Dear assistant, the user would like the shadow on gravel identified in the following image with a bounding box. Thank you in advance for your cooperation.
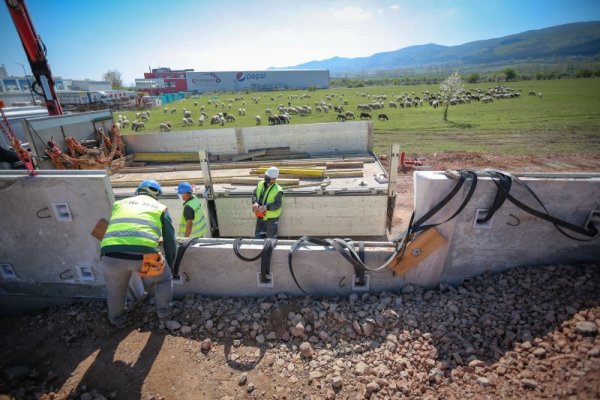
[71,327,165,399]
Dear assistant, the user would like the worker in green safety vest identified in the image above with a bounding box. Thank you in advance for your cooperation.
[176,181,207,238]
[252,166,283,238]
[100,179,179,328]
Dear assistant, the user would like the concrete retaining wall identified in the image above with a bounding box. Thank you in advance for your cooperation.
[122,121,372,156]
[413,171,600,285]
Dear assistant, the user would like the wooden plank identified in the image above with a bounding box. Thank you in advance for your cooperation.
[325,161,364,169]
[134,152,199,163]
[251,153,308,161]
[390,228,447,275]
[229,177,299,186]
[232,149,267,162]
[110,176,300,188]
[253,167,325,177]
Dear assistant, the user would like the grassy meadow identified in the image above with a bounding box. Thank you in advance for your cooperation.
[119,79,600,156]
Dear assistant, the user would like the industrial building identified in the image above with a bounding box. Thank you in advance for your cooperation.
[0,63,134,108]
[186,69,329,93]
[135,67,329,94]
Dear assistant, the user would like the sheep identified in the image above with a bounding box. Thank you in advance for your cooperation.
[198,115,205,126]
[344,111,355,120]
[170,108,177,114]
[378,113,389,121]
[121,119,130,128]
[278,113,290,124]
[359,112,372,120]
[184,110,192,119]
[159,122,172,132]
[256,115,262,125]
[225,114,235,122]
[132,121,145,131]
[211,115,224,126]
[268,115,281,125]
[163,108,168,113]
[140,114,149,122]
[336,114,347,122]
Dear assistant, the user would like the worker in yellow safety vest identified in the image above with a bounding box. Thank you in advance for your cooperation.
[100,179,179,328]
[252,166,283,238]
[176,181,207,238]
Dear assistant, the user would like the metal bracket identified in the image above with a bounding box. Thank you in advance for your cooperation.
[585,210,600,231]
[257,271,274,288]
[473,209,494,229]
[352,274,370,291]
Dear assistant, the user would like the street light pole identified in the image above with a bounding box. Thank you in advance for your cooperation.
[15,62,37,105]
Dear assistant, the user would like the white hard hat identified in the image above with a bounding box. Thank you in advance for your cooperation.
[266,166,279,179]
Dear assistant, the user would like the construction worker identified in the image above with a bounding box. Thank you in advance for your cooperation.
[177,181,207,238]
[252,166,283,238]
[99,179,179,328]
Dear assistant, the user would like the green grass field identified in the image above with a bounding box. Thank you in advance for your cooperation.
[119,79,600,156]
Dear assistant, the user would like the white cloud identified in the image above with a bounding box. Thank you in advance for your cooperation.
[332,7,372,22]
[390,5,400,11]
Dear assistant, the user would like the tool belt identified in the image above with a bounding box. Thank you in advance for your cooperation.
[139,252,165,277]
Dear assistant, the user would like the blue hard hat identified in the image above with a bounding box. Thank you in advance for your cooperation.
[136,179,162,196]
[177,182,193,195]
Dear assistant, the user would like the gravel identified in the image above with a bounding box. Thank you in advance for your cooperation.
[0,262,598,399]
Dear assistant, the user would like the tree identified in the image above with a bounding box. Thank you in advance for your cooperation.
[504,68,516,81]
[466,73,479,83]
[439,72,464,121]
[103,70,123,89]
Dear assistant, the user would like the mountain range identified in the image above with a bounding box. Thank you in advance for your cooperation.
[276,21,600,75]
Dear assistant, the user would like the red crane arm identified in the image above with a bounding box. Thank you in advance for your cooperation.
[5,0,63,116]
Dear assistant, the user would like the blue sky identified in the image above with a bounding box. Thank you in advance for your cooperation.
[1,0,599,86]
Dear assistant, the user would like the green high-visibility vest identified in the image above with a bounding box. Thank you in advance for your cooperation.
[178,196,207,237]
[256,181,283,220]
[101,195,166,249]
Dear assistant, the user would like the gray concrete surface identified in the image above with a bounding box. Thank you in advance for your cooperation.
[414,171,600,285]
[122,121,372,155]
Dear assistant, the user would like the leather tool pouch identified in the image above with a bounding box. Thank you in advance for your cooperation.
[139,252,165,277]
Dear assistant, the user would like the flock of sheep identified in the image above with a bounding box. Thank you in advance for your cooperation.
[123,85,525,133]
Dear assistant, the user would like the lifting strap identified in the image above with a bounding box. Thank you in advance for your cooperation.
[477,171,511,223]
[172,237,202,278]
[233,238,278,283]
[288,170,479,295]
[483,169,599,241]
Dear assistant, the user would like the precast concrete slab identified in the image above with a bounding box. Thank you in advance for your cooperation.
[0,170,113,297]
[173,239,401,297]
[414,171,600,285]
[122,121,372,156]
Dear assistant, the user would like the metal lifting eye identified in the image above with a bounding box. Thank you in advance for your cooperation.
[411,248,422,257]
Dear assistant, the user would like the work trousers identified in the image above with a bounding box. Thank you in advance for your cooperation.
[255,218,279,238]
[100,254,173,327]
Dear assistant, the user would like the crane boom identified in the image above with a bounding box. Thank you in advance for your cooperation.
[5,0,63,116]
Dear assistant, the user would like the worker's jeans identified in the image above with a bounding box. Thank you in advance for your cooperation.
[100,255,173,327]
[255,218,278,238]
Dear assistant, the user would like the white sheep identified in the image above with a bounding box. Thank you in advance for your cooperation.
[159,122,172,132]
[255,115,262,125]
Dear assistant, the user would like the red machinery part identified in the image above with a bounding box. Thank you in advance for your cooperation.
[0,105,36,175]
